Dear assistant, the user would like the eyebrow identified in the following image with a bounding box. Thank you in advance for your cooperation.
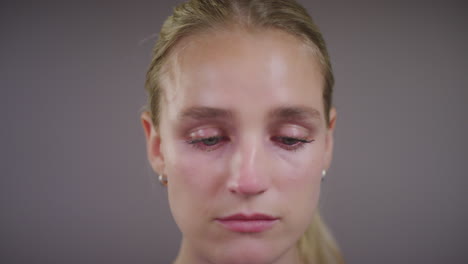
[178,106,234,121]
[178,105,321,123]
[268,106,322,123]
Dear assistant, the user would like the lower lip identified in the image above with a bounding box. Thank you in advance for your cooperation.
[216,219,278,233]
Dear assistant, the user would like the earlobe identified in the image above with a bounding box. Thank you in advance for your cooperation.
[141,111,165,175]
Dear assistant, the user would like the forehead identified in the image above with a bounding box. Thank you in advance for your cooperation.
[160,28,325,123]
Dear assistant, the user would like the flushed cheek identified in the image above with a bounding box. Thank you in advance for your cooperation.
[279,165,321,205]
[270,130,327,169]
[168,144,228,192]
[274,156,322,223]
[165,144,227,234]
[273,146,324,183]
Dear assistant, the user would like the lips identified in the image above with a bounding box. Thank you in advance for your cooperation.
[215,213,279,233]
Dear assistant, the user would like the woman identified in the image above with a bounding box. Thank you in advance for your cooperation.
[141,0,343,263]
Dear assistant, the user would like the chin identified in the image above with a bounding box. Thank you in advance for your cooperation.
[211,238,288,264]
[217,252,273,264]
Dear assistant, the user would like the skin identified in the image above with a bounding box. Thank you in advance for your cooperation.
[141,28,336,264]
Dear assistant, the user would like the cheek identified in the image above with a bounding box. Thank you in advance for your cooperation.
[273,141,324,186]
[164,140,227,233]
[165,141,227,192]
[279,160,321,206]
[273,145,324,222]
[279,169,321,239]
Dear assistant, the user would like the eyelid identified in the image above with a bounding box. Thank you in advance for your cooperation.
[188,126,224,140]
[271,136,314,152]
[275,124,312,138]
[184,126,230,152]
[186,135,229,152]
[270,124,315,152]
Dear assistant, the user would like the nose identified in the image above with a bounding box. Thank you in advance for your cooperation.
[228,137,270,196]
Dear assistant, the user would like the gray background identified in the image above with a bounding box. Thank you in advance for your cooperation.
[1,0,467,263]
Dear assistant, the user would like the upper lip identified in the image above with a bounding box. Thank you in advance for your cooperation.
[217,213,278,221]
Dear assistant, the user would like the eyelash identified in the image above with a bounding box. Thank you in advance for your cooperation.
[186,136,229,152]
[186,136,314,152]
[271,136,315,151]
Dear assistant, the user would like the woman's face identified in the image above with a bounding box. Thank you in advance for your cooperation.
[142,28,336,264]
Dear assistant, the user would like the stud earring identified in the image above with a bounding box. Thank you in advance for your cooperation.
[158,174,168,186]
[321,170,327,182]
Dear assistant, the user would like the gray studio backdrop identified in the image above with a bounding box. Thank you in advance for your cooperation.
[1,0,467,263]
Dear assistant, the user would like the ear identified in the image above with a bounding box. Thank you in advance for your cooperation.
[141,111,165,175]
[323,107,337,170]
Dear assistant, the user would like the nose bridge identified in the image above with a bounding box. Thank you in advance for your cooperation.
[229,132,270,195]
[240,136,260,176]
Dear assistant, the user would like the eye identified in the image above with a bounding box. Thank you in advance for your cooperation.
[272,136,314,151]
[200,137,221,146]
[280,137,300,145]
[187,136,229,151]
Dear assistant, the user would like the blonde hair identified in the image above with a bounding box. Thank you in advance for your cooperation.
[145,0,343,263]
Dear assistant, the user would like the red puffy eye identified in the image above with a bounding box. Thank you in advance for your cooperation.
[187,136,228,151]
[200,137,221,146]
[279,137,301,145]
[272,136,314,151]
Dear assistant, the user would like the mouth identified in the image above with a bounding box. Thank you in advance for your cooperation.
[215,213,279,233]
